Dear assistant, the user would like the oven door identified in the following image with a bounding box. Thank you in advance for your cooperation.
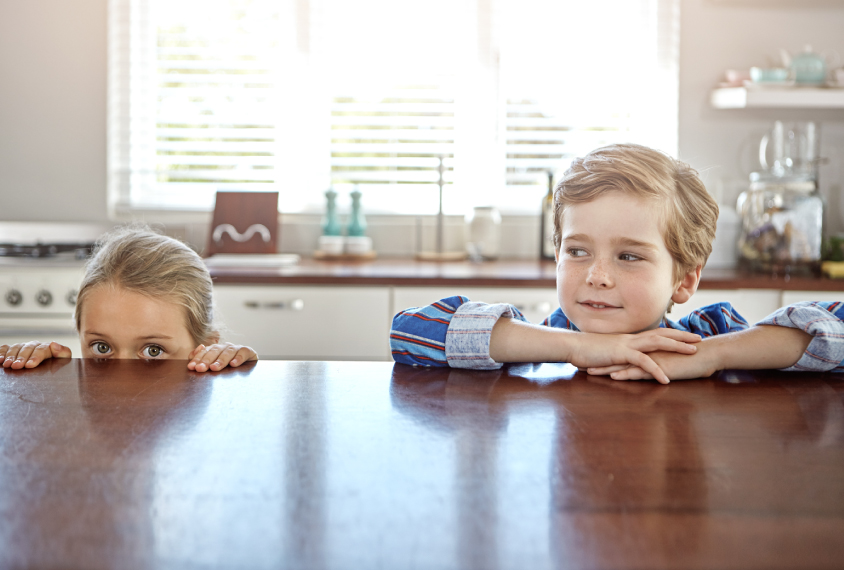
[0,316,81,357]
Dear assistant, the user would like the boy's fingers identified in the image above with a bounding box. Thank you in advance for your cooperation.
[611,367,653,381]
[654,337,697,354]
[587,364,629,375]
[652,329,701,343]
[630,351,670,384]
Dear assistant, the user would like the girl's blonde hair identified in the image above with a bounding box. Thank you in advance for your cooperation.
[553,143,719,280]
[74,225,219,345]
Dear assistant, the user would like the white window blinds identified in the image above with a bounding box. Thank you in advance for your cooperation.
[109,0,679,214]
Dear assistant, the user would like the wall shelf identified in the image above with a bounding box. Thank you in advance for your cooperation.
[710,87,844,109]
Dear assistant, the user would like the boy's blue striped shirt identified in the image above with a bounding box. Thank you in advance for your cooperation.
[391,297,844,371]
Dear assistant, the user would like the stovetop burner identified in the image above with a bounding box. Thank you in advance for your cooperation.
[0,243,94,259]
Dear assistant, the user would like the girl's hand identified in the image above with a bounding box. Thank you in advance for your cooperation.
[1,341,72,369]
[187,343,258,372]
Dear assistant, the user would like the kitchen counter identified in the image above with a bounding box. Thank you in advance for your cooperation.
[209,257,844,290]
[2,359,843,569]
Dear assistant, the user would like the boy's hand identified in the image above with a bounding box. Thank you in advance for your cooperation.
[1,342,72,369]
[586,348,717,382]
[568,328,701,385]
[187,343,258,372]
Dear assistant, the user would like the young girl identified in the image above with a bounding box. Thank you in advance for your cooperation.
[0,225,257,372]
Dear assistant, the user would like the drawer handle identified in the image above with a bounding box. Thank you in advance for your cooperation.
[244,299,305,311]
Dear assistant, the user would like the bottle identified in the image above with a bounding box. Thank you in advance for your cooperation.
[321,187,342,236]
[539,171,556,260]
[347,186,367,237]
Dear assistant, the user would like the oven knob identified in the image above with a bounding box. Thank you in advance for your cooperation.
[66,289,78,306]
[5,289,22,307]
[36,290,53,307]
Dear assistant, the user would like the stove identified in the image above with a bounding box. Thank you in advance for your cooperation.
[0,222,111,355]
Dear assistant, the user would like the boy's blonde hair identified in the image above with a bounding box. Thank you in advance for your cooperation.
[74,225,219,346]
[553,143,719,280]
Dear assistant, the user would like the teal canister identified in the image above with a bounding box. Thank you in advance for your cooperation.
[321,188,342,236]
[791,46,827,85]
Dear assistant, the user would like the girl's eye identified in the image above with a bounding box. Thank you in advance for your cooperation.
[94,342,111,355]
[567,248,588,257]
[619,253,642,262]
[143,345,164,358]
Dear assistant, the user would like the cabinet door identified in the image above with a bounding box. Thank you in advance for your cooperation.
[214,285,391,360]
[393,287,560,325]
[781,291,844,305]
[668,289,781,325]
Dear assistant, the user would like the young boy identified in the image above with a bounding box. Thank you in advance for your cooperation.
[391,143,844,383]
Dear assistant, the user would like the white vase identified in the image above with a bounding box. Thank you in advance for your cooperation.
[465,206,502,260]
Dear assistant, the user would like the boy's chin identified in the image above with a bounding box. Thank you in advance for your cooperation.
[575,319,656,335]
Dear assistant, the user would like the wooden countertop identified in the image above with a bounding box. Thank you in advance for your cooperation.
[2,359,843,569]
[209,258,844,290]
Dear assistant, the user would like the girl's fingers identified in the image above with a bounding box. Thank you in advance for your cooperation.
[49,342,72,358]
[11,342,40,369]
[229,346,258,367]
[209,344,239,370]
[187,345,209,371]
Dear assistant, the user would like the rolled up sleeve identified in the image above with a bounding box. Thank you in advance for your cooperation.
[445,302,522,369]
[758,302,844,372]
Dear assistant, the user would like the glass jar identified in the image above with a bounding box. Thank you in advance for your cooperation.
[737,173,823,276]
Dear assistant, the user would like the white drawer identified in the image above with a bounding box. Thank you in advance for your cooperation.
[214,285,391,360]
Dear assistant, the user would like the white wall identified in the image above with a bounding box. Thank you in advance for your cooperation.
[2,0,844,241]
[679,0,844,233]
[0,0,108,222]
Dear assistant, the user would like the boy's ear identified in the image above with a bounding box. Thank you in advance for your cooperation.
[671,265,702,305]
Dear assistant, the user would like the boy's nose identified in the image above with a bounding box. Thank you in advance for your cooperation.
[586,259,614,288]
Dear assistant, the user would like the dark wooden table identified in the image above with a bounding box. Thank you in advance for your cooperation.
[2,359,843,569]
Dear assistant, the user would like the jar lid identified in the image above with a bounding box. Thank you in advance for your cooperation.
[749,171,816,192]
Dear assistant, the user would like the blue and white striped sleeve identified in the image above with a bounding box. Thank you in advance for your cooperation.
[757,301,844,372]
[390,296,528,369]
[391,296,466,367]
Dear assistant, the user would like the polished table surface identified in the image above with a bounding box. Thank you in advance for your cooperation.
[1,359,843,570]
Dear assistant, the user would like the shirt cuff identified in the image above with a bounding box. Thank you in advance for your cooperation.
[445,302,517,369]
[758,302,844,372]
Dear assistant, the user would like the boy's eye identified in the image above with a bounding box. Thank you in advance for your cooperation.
[142,345,164,358]
[94,342,111,355]
[567,248,588,257]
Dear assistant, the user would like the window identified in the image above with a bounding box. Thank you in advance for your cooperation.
[109,0,679,215]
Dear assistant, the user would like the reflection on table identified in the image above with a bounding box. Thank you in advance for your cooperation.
[1,359,843,569]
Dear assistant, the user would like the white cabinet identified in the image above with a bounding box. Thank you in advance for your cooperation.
[669,289,782,325]
[214,285,392,360]
[393,286,560,325]
[781,291,843,305]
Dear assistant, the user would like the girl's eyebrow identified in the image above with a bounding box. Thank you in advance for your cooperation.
[135,335,174,341]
